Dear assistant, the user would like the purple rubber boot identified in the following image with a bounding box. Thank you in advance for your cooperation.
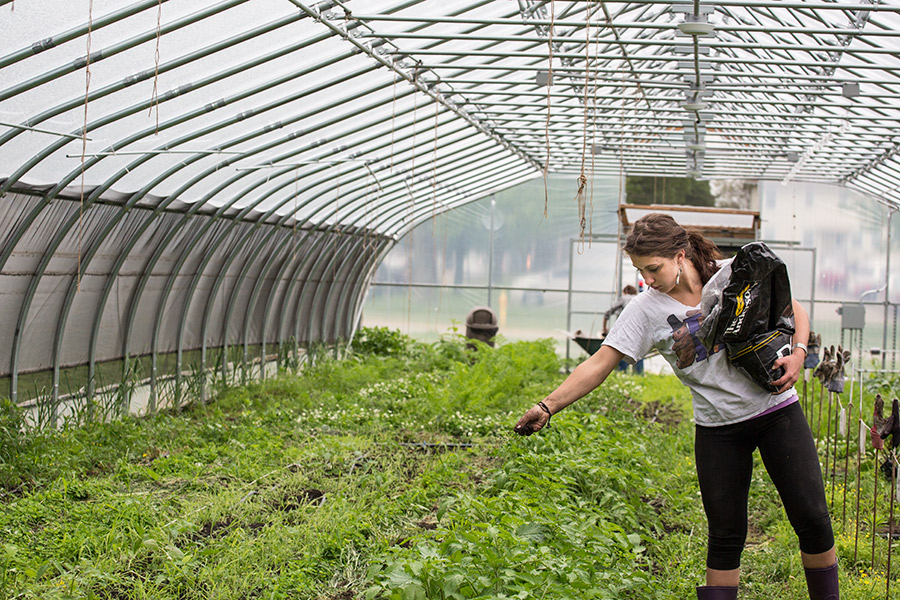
[696,586,738,599]
[804,562,839,600]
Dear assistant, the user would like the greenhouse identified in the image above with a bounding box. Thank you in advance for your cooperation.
[4,0,900,599]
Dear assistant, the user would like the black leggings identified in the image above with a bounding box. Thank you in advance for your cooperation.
[695,402,834,570]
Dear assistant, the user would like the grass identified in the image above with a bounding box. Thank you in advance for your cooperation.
[1,328,899,599]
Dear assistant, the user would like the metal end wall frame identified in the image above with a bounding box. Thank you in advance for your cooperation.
[3,0,900,410]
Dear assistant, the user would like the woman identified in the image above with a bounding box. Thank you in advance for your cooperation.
[514,214,838,600]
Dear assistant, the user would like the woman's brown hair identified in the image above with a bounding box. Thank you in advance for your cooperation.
[623,213,723,284]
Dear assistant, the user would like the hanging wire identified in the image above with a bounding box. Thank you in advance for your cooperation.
[333,170,341,281]
[590,3,600,247]
[390,71,398,173]
[292,166,299,259]
[575,1,593,254]
[543,0,555,219]
[406,69,421,336]
[78,0,95,293]
[431,98,439,228]
[410,64,420,181]
[363,164,370,253]
[438,196,448,326]
[149,0,162,134]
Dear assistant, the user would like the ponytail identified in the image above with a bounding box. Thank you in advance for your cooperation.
[686,229,723,285]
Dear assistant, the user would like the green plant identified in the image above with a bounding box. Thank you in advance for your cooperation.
[352,326,413,357]
[2,337,898,600]
[0,397,26,463]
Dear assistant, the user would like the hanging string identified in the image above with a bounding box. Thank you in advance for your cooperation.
[390,71,398,173]
[149,0,162,134]
[590,1,599,246]
[613,71,626,295]
[78,0,95,293]
[406,227,413,335]
[292,166,299,259]
[410,65,420,180]
[575,1,593,253]
[431,99,439,229]
[543,0,555,219]
[407,71,421,337]
[363,165,371,253]
[439,198,448,326]
[333,170,341,281]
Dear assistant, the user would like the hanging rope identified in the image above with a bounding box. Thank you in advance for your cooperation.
[575,1,593,253]
[406,68,422,336]
[333,170,341,281]
[432,98,439,229]
[361,165,368,253]
[292,166,299,259]
[78,0,95,293]
[390,71,398,173]
[590,1,599,246]
[543,0,555,219]
[410,64,420,180]
[149,0,162,134]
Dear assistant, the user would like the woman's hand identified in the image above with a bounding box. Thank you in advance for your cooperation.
[771,349,804,394]
[514,404,551,436]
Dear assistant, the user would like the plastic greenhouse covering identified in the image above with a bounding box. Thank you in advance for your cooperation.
[4,0,900,408]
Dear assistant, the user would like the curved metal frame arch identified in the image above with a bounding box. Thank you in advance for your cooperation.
[173,97,459,400]
[290,157,537,348]
[239,132,517,377]
[32,45,369,406]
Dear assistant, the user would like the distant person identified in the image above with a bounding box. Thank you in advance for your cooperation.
[603,285,644,374]
[515,213,837,600]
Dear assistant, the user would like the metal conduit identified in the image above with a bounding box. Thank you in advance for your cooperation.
[0,0,176,69]
[0,0,252,103]
[0,10,312,192]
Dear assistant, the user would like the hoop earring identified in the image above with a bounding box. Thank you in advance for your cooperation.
[676,266,682,286]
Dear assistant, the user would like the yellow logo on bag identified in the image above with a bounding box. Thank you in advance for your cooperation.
[735,283,751,316]
[724,282,755,337]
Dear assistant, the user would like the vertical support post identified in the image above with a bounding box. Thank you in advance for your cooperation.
[884,209,894,371]
[565,237,575,368]
[487,196,495,308]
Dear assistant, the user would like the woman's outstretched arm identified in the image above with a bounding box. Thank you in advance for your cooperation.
[514,345,624,435]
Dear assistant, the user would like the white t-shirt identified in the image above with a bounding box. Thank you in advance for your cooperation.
[602,261,796,427]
